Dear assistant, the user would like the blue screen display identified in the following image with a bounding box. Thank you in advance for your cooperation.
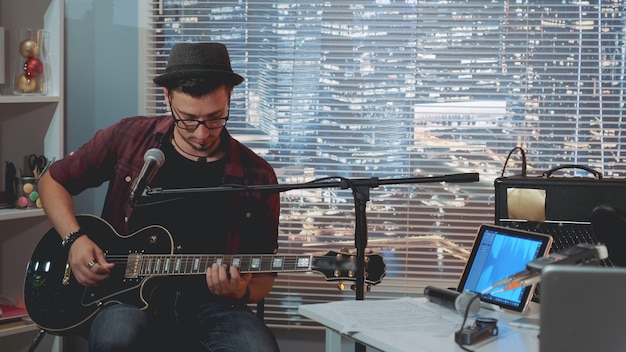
[462,228,544,309]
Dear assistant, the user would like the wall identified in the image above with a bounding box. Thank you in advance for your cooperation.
[64,0,325,350]
[65,0,138,214]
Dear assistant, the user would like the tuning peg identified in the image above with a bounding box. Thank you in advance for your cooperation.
[337,282,345,291]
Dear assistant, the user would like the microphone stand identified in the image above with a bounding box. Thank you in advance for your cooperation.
[143,172,479,351]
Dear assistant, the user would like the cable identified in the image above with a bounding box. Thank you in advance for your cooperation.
[27,329,46,352]
[499,146,527,177]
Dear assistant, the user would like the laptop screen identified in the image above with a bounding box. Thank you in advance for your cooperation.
[456,224,552,312]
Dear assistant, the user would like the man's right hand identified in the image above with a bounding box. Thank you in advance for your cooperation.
[67,235,114,286]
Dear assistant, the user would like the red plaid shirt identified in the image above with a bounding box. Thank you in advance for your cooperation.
[48,116,279,254]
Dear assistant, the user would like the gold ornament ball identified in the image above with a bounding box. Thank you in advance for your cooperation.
[16,74,38,93]
[19,39,39,58]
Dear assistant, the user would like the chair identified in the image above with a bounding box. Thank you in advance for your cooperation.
[591,204,626,267]
[255,298,265,321]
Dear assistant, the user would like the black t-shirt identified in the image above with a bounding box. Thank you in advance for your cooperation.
[129,139,230,254]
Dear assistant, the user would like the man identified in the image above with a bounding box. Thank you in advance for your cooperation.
[38,42,280,351]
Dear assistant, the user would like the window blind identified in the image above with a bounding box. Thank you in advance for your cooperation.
[143,0,626,329]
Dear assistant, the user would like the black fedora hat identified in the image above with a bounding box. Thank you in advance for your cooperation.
[153,42,244,87]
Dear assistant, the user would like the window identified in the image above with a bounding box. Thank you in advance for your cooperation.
[144,0,626,328]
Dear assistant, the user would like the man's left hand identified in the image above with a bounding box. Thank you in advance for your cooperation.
[206,263,252,300]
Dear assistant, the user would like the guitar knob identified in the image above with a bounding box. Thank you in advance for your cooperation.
[350,284,356,291]
[337,282,345,291]
[366,284,372,292]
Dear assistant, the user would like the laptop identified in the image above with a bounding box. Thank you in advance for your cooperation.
[540,265,626,352]
[456,224,552,313]
[493,176,626,266]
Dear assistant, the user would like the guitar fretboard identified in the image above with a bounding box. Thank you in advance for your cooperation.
[125,254,314,278]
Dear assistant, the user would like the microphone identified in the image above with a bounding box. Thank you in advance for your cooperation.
[129,148,165,206]
[443,173,480,183]
[424,286,481,316]
[455,291,481,317]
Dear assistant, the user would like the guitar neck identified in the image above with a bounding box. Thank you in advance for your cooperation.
[126,253,314,278]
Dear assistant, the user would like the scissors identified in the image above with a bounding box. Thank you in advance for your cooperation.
[28,154,48,178]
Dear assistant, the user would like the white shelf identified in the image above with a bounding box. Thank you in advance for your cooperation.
[0,208,45,221]
[0,95,61,104]
[0,0,64,349]
[0,319,39,338]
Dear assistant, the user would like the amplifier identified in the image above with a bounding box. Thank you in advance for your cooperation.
[494,165,626,224]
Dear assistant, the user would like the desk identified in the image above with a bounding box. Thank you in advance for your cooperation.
[298,297,539,352]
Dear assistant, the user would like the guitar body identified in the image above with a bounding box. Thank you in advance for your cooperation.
[24,214,173,335]
[24,215,387,336]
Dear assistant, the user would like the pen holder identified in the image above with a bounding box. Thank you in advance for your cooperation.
[16,177,41,209]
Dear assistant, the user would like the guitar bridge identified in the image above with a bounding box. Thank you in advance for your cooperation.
[125,253,142,278]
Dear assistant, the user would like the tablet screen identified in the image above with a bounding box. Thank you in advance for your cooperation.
[456,224,552,312]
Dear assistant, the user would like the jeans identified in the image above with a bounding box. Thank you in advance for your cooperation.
[88,292,279,352]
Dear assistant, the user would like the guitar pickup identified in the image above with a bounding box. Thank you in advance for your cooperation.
[125,253,142,278]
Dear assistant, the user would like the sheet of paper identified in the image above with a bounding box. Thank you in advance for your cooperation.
[316,297,462,335]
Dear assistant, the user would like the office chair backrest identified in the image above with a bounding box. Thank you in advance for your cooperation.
[591,204,626,267]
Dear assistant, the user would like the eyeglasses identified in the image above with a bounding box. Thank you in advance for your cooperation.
[173,115,229,131]
[170,101,229,131]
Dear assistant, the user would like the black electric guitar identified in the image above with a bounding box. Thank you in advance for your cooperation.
[24,214,386,335]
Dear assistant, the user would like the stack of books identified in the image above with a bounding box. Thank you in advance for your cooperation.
[0,304,28,324]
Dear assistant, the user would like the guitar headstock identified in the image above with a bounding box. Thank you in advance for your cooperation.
[311,250,386,285]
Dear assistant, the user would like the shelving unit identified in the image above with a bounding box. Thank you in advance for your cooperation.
[0,0,64,351]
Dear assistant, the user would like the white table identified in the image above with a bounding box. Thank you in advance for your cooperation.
[298,297,540,352]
